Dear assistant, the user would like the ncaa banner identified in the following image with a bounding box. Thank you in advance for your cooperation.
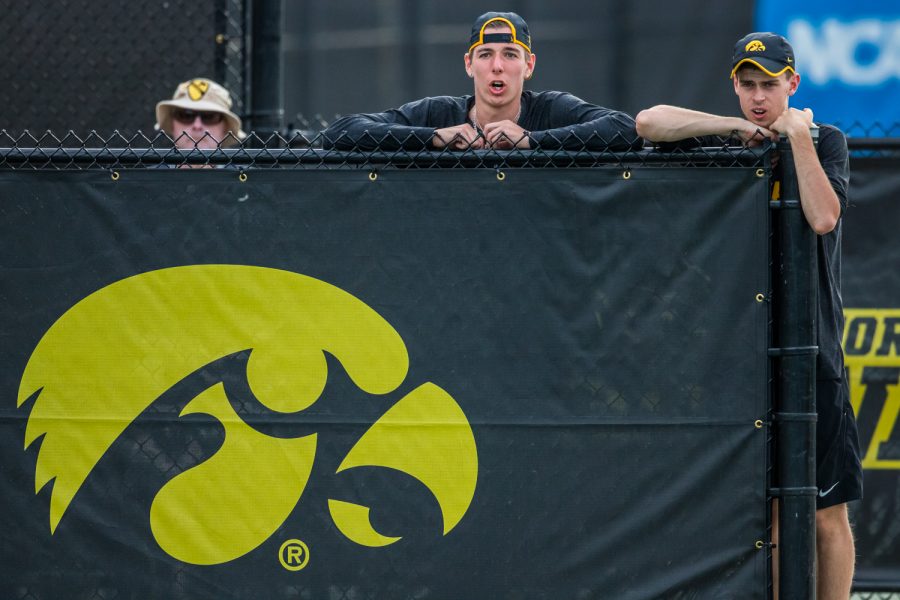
[0,168,769,598]
[844,157,900,587]
[756,0,900,130]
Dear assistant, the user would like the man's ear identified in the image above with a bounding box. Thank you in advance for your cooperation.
[788,72,801,96]
[525,53,536,80]
[464,52,473,78]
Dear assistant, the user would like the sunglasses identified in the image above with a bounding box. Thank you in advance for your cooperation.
[172,109,224,126]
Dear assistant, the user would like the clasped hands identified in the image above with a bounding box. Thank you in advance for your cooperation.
[432,120,530,150]
[737,107,815,147]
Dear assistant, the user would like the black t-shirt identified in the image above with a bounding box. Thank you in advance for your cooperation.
[650,125,850,379]
[322,90,641,151]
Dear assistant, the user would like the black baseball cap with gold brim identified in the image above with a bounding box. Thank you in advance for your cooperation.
[468,11,531,54]
[730,32,795,78]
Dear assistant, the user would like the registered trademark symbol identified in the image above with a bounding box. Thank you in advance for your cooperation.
[278,539,310,571]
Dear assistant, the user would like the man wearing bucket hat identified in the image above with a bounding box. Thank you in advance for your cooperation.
[156,78,246,150]
[323,11,639,151]
[636,33,861,600]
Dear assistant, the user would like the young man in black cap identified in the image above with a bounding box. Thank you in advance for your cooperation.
[323,11,639,151]
[636,33,862,600]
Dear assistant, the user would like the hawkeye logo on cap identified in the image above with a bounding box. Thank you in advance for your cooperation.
[745,40,766,52]
[18,265,478,565]
[187,79,210,101]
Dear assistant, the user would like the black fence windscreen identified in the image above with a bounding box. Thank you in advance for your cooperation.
[0,166,771,599]
[844,157,900,591]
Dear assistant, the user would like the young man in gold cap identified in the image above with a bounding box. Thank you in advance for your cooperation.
[156,78,246,150]
[323,12,639,151]
[636,33,862,600]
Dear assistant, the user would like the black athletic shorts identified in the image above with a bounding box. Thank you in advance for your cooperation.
[815,377,863,510]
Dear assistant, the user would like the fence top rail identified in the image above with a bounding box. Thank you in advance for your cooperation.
[3,128,895,170]
[0,146,770,170]
[847,138,900,150]
[0,130,772,170]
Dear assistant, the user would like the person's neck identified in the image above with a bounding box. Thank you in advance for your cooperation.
[471,98,521,129]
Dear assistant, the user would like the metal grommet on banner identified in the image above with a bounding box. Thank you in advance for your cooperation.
[216,33,226,45]
[756,293,766,303]
[755,540,765,550]
[369,171,378,182]
[754,420,764,429]
[110,170,120,181]
[756,168,766,178]
[622,170,631,180]
[496,170,506,182]
[239,172,248,182]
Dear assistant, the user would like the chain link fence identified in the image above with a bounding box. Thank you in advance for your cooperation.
[0,122,895,172]
[0,129,775,172]
[0,0,247,137]
[843,122,900,160]
[843,123,900,138]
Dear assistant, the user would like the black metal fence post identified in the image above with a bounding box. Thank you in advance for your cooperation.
[247,0,284,135]
[771,132,819,599]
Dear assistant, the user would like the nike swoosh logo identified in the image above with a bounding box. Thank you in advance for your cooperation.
[818,482,839,497]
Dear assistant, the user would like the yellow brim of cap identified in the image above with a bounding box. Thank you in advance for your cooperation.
[730,58,795,78]
[468,17,531,53]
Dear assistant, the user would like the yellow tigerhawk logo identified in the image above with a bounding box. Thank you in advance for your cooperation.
[187,79,210,101]
[843,309,900,470]
[745,40,766,52]
[18,265,478,565]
